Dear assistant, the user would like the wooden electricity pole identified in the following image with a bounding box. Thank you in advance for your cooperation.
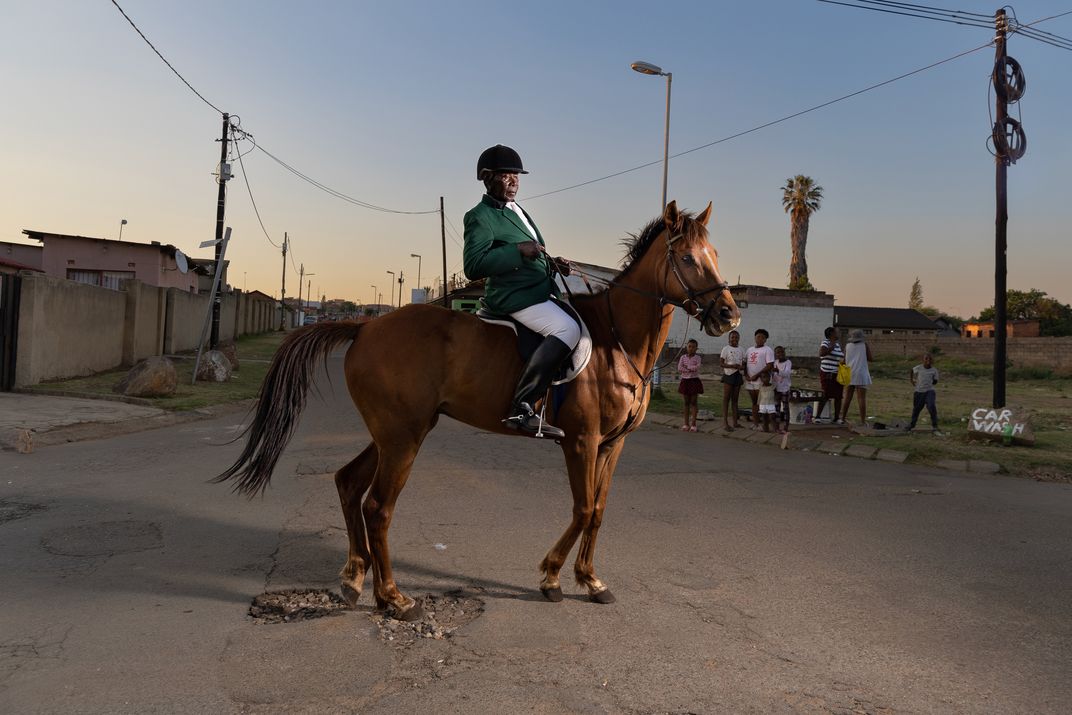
[440,196,449,308]
[993,8,1009,408]
[279,232,288,330]
[210,113,230,348]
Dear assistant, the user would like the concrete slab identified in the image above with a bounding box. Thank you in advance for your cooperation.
[699,422,724,434]
[0,392,164,432]
[748,432,778,445]
[968,460,1002,474]
[845,444,878,459]
[818,441,847,455]
[936,459,969,472]
[876,449,910,464]
[726,428,753,440]
[790,438,822,452]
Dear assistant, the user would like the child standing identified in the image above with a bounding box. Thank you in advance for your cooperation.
[719,330,744,431]
[757,374,777,433]
[908,352,941,433]
[772,346,792,434]
[677,339,703,432]
[745,329,775,430]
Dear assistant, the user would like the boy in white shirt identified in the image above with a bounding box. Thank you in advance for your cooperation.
[745,329,775,431]
[772,345,792,434]
[719,330,744,431]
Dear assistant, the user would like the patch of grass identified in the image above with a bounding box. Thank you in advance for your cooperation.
[650,368,1072,480]
[27,331,285,412]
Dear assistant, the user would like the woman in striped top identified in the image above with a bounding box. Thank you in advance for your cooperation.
[816,327,844,424]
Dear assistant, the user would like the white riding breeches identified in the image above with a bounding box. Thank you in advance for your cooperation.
[510,300,581,349]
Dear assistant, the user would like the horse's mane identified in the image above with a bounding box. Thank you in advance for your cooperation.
[571,210,704,302]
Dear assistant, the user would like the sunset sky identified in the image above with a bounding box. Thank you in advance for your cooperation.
[2,1,1069,318]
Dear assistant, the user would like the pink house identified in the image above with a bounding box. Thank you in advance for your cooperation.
[0,241,44,275]
[21,230,209,292]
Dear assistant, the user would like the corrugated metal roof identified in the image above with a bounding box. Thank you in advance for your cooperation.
[834,306,939,330]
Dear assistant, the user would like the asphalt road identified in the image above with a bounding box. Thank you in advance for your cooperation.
[1,354,1070,714]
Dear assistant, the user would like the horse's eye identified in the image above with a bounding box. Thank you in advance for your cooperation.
[681,254,695,265]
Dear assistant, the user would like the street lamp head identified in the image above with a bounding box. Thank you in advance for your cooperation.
[631,60,664,76]
[120,219,128,225]
[410,253,421,259]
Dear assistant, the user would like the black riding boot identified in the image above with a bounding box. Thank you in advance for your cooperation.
[504,335,573,439]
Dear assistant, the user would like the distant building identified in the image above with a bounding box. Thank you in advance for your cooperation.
[834,306,939,338]
[19,230,209,292]
[962,319,1040,338]
[0,241,44,275]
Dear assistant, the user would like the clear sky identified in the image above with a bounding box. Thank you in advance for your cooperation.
[2,1,1069,318]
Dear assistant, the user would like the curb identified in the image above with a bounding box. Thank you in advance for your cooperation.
[1,399,256,453]
[643,412,1003,475]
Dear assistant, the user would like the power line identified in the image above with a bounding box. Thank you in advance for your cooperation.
[526,38,994,201]
[815,0,993,29]
[253,142,439,215]
[108,0,223,115]
[232,130,281,248]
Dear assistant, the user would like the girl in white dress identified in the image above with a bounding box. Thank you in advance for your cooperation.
[840,329,874,427]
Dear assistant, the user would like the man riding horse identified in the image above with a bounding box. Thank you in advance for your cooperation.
[463,144,576,440]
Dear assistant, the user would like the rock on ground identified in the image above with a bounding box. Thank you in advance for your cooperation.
[196,351,233,383]
[114,356,178,397]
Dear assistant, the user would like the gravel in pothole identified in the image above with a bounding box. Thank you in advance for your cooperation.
[249,589,349,623]
[373,590,485,644]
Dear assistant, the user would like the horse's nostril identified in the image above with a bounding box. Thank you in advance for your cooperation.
[719,307,734,321]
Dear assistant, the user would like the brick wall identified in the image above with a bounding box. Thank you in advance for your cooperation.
[865,333,1072,373]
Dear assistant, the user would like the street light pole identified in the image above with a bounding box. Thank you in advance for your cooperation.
[410,253,422,303]
[118,219,127,241]
[371,285,377,308]
[386,271,396,308]
[631,60,672,211]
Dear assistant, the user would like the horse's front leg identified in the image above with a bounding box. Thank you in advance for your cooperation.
[538,436,599,602]
[334,444,378,608]
[573,440,624,604]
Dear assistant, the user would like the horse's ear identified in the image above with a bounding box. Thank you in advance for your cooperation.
[696,201,713,227]
[663,200,680,228]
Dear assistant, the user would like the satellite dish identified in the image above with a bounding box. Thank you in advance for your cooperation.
[175,250,189,274]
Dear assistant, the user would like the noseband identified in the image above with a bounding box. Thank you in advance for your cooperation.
[661,230,729,323]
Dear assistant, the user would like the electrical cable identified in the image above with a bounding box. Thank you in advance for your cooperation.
[815,0,994,29]
[861,1,991,19]
[109,0,224,115]
[232,133,281,248]
[526,38,994,201]
[253,143,439,215]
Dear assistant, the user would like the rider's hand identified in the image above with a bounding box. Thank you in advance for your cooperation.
[518,241,543,260]
[552,256,572,276]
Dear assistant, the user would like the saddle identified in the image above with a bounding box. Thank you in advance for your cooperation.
[476,297,593,385]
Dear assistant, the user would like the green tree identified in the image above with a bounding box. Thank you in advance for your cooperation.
[979,289,1072,336]
[909,277,923,310]
[781,175,823,289]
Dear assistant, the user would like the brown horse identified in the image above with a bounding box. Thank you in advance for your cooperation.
[216,201,740,620]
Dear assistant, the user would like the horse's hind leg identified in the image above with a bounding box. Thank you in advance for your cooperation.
[573,440,625,604]
[335,444,378,608]
[363,441,423,621]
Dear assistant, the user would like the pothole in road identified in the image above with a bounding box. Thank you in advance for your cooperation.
[248,589,349,623]
[373,590,485,644]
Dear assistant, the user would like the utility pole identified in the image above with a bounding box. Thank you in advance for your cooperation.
[398,270,404,309]
[298,263,305,315]
[210,113,231,348]
[440,196,449,308]
[279,232,288,330]
[993,9,1008,408]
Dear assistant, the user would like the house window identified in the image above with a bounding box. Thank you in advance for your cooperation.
[66,269,135,291]
[989,330,995,338]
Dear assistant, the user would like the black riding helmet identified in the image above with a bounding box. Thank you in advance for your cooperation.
[477,145,528,180]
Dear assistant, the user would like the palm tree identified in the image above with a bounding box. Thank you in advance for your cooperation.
[781,175,823,289]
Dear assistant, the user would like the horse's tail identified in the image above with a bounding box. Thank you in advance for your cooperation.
[213,321,364,496]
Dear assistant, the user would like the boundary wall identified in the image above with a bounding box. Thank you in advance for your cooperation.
[14,273,279,386]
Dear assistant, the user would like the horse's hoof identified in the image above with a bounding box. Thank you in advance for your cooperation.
[392,602,424,622]
[540,586,564,602]
[340,583,361,609]
[589,588,616,604]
